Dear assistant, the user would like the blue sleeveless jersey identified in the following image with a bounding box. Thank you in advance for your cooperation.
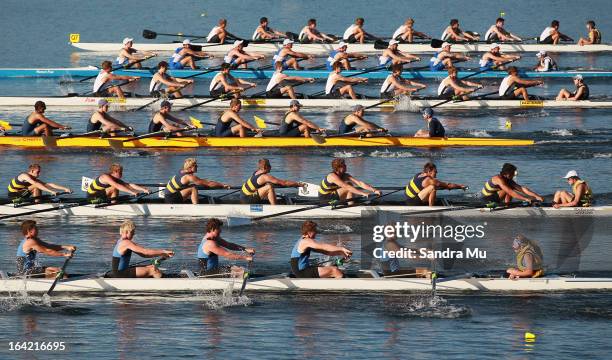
[197,238,219,271]
[290,238,311,271]
[112,238,132,271]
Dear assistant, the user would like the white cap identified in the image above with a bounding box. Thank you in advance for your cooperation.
[536,50,546,57]
[182,39,191,45]
[563,170,579,179]
[283,39,294,46]
[122,37,134,45]
[338,41,348,48]
[233,39,244,47]
[388,39,400,47]
[442,42,452,48]
[490,43,500,49]
[574,74,583,81]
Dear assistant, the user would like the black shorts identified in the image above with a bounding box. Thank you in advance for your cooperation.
[266,88,282,98]
[539,35,554,44]
[291,258,320,278]
[240,192,262,204]
[380,92,395,99]
[198,259,224,277]
[164,190,184,204]
[16,257,45,277]
[8,190,30,200]
[438,91,455,100]
[279,127,301,137]
[94,89,111,97]
[325,89,341,98]
[108,267,137,278]
[482,193,501,204]
[210,89,231,98]
[405,196,426,206]
[318,192,340,203]
[208,35,221,43]
[345,34,358,43]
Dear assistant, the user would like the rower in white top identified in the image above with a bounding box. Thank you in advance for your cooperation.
[429,42,470,71]
[325,42,368,71]
[298,18,335,43]
[93,60,139,99]
[169,39,211,70]
[539,20,573,45]
[206,18,241,44]
[391,18,430,43]
[441,19,479,42]
[252,17,286,40]
[379,40,420,67]
[498,66,543,100]
[325,62,368,99]
[437,67,482,100]
[533,50,558,72]
[272,39,314,70]
[266,62,314,99]
[484,18,522,43]
[343,18,378,44]
[380,64,426,98]
[209,63,256,98]
[479,43,521,71]
[115,37,155,68]
[149,61,194,98]
[224,40,265,69]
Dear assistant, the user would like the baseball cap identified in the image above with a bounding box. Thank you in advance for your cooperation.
[98,99,109,107]
[122,37,134,45]
[283,39,294,45]
[490,43,500,49]
[536,50,546,57]
[442,42,452,48]
[182,39,191,45]
[289,100,302,107]
[338,41,348,48]
[563,170,579,179]
[352,104,364,112]
[422,107,434,116]
[574,74,583,81]
[233,40,244,47]
[160,100,172,108]
[388,39,400,47]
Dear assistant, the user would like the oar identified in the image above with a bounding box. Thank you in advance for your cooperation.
[108,127,196,150]
[458,58,519,81]
[0,120,21,130]
[9,192,71,207]
[69,79,135,97]
[59,54,156,85]
[249,77,312,98]
[307,64,387,98]
[45,249,76,296]
[179,91,240,111]
[130,85,189,112]
[238,259,253,297]
[310,128,387,144]
[143,29,207,40]
[253,115,280,129]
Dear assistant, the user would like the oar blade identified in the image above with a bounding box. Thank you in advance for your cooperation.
[189,116,204,129]
[430,39,444,48]
[42,136,58,148]
[226,216,252,228]
[142,29,157,39]
[374,39,389,50]
[310,133,326,144]
[0,120,13,130]
[253,115,267,129]
[108,139,125,150]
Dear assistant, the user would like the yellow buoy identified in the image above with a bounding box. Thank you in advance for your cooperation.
[524,332,536,340]
[500,11,506,17]
[505,120,512,129]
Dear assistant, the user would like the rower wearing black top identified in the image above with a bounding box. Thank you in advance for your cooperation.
[338,105,385,135]
[215,99,261,137]
[404,162,466,206]
[164,158,230,204]
[415,107,445,138]
[279,100,324,137]
[148,100,193,136]
[7,164,72,204]
[88,99,131,135]
[87,164,149,204]
[318,158,380,203]
[481,163,544,205]
[556,75,589,101]
[22,101,70,136]
[240,158,303,205]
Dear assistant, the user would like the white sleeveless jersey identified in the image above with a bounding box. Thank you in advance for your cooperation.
[343,24,358,39]
[149,73,167,92]
[207,26,222,42]
[380,74,395,93]
[266,71,284,92]
[498,75,513,96]
[538,56,557,71]
[325,73,340,94]
[93,71,110,92]
[484,26,497,41]
[209,73,224,91]
[539,27,554,41]
[298,27,308,42]
[441,28,452,41]
[437,76,451,96]
[392,25,407,40]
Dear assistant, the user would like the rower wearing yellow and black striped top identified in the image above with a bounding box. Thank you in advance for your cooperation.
[7,164,71,203]
[553,170,593,208]
[163,158,230,205]
[88,164,150,204]
[405,162,466,206]
[318,158,379,204]
[481,163,543,205]
[240,158,303,205]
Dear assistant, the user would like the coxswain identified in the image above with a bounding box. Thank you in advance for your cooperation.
[318,158,380,203]
[7,164,72,204]
[150,61,194,98]
[479,43,521,71]
[290,220,352,278]
[342,18,377,44]
[240,158,304,205]
[553,170,593,208]
[252,17,286,40]
[325,42,367,71]
[206,18,240,44]
[265,62,315,99]
[481,163,544,205]
[380,64,426,98]
[498,66,543,100]
[404,162,466,206]
[539,20,572,44]
[437,67,482,100]
[441,19,479,42]
[115,37,154,68]
[164,158,230,204]
[87,163,150,204]
[298,18,335,43]
[109,220,174,278]
[87,99,131,136]
[392,18,430,43]
[506,234,544,279]
[169,39,210,70]
[93,60,139,99]
[556,75,589,101]
[272,39,314,70]
[533,50,558,72]
[22,101,70,136]
[278,100,324,137]
[379,39,420,67]
[325,62,368,99]
[16,220,76,278]
[224,40,265,68]
[209,63,256,98]
[215,98,261,137]
[429,42,470,71]
[578,20,602,46]
[338,105,385,135]
[148,100,193,136]
[414,107,445,138]
[197,218,255,276]
[484,18,522,42]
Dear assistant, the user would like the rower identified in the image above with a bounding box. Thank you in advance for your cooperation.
[392,18,430,43]
[272,39,314,70]
[404,162,466,206]
[22,101,70,136]
[148,100,193,136]
[209,63,256,98]
[252,17,286,40]
[215,98,261,137]
[379,39,420,67]
[240,158,304,205]
[415,107,445,138]
[206,18,234,44]
[556,75,589,101]
[279,100,324,137]
[164,158,230,204]
[506,234,544,279]
[169,39,210,70]
[441,19,479,42]
[498,66,543,100]
[150,61,194,98]
[342,17,376,44]
[338,105,385,135]
[93,60,140,99]
[539,20,572,45]
[380,64,426,98]
[224,40,265,69]
[553,170,593,208]
[534,50,558,72]
[88,99,131,136]
[115,37,154,68]
[578,20,602,46]
[87,163,150,204]
[7,164,72,204]
[479,43,521,71]
[291,220,352,278]
[481,163,544,205]
[325,62,368,99]
[437,67,482,100]
[429,42,470,71]
[298,18,335,43]
[16,220,76,278]
[325,42,367,71]
[484,18,522,42]
[265,62,315,99]
[318,158,380,203]
[198,218,254,276]
[109,220,174,278]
